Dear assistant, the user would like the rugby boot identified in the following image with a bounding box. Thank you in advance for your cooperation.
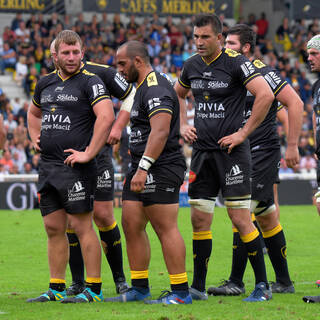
[243,282,272,302]
[144,290,192,305]
[207,279,245,296]
[61,288,103,303]
[27,288,66,302]
[105,287,150,302]
[271,281,295,293]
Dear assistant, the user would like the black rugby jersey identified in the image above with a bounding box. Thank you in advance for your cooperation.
[83,61,132,100]
[243,59,288,151]
[33,69,110,162]
[312,78,320,156]
[179,48,260,150]
[129,71,184,166]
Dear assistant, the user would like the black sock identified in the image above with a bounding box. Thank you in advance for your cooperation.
[67,230,84,284]
[170,272,189,292]
[132,279,149,290]
[85,280,102,294]
[253,218,266,249]
[99,223,125,282]
[191,231,212,292]
[49,281,66,292]
[229,230,247,287]
[241,229,268,285]
[263,225,292,286]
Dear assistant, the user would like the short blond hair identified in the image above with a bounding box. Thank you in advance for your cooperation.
[55,30,82,53]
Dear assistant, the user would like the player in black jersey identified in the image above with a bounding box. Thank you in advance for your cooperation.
[27,30,115,303]
[105,40,192,305]
[175,14,275,302]
[49,40,135,296]
[303,34,320,304]
[207,24,303,297]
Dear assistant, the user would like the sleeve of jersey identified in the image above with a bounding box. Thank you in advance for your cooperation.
[108,67,133,100]
[87,75,111,107]
[235,55,261,86]
[145,87,174,119]
[32,78,44,108]
[277,102,284,112]
[178,63,191,88]
[264,67,288,97]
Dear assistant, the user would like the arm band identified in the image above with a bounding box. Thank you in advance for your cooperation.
[121,87,136,112]
[138,155,155,171]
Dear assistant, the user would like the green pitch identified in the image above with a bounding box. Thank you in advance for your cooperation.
[0,205,319,319]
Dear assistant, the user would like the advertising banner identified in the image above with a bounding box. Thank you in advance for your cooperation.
[83,0,233,18]
[0,0,65,14]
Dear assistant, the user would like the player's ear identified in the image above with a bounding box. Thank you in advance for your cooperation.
[243,43,251,55]
[134,55,143,67]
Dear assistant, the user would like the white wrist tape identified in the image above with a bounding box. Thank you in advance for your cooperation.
[138,155,155,171]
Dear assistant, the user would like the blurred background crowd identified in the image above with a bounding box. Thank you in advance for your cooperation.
[0,11,318,175]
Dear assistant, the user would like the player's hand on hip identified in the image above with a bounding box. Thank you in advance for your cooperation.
[131,169,148,193]
[181,124,197,144]
[218,131,246,154]
[64,148,91,167]
[285,145,300,168]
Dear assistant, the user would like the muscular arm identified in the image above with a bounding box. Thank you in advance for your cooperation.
[174,81,197,143]
[64,99,115,166]
[107,109,130,145]
[107,87,136,145]
[130,112,172,192]
[276,84,303,168]
[219,76,274,153]
[27,103,42,151]
[277,107,289,137]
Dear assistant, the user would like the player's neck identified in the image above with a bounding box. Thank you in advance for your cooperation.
[58,68,79,80]
[202,46,221,64]
[137,65,153,86]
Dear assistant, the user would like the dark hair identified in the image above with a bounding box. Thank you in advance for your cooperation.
[227,24,256,55]
[120,40,150,64]
[55,30,82,52]
[193,14,222,35]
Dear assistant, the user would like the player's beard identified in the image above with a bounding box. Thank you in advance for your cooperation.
[57,57,81,76]
[126,63,139,83]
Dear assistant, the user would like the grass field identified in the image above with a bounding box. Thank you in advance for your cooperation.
[1,205,320,320]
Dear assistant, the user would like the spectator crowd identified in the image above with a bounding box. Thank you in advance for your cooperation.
[0,11,319,175]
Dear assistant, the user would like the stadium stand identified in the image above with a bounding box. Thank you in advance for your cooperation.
[0,11,317,176]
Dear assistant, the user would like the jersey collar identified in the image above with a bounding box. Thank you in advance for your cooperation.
[201,50,222,66]
[136,70,154,90]
[57,68,81,82]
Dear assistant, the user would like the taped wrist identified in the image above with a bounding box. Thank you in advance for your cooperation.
[138,155,155,171]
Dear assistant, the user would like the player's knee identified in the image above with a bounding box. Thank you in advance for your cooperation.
[188,198,216,214]
[225,195,251,209]
[45,222,65,237]
[254,203,276,217]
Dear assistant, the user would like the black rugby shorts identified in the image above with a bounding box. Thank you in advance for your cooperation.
[251,148,280,204]
[188,140,251,199]
[122,163,185,206]
[38,160,97,216]
[95,145,114,201]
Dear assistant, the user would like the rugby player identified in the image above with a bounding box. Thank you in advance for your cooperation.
[105,40,192,304]
[175,14,274,302]
[207,24,302,296]
[50,40,135,296]
[303,34,320,304]
[27,30,115,303]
